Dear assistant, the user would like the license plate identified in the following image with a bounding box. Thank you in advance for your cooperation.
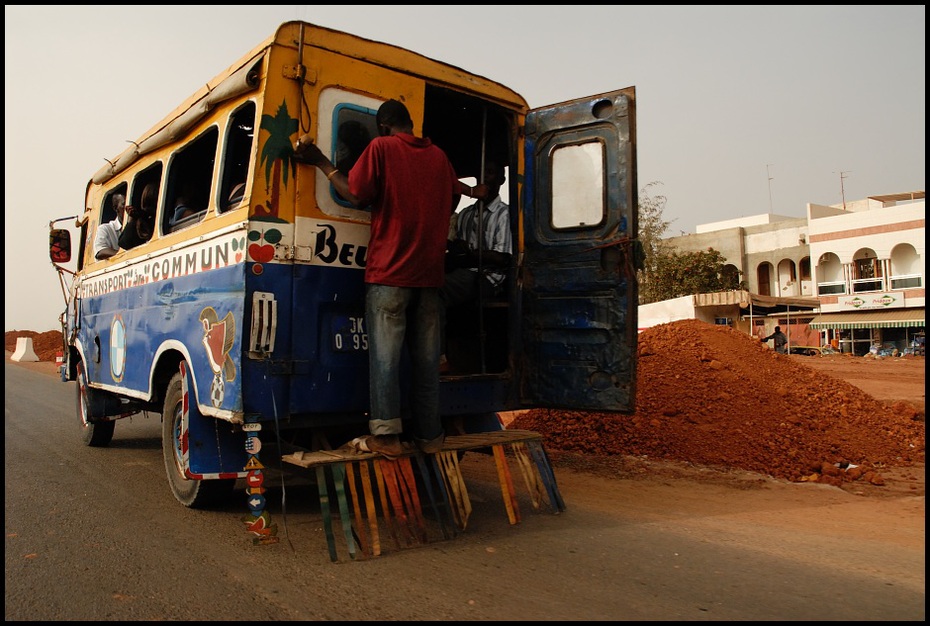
[332,315,368,352]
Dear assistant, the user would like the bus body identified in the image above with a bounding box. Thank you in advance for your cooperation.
[49,21,639,507]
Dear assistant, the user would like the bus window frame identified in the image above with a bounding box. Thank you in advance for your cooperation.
[316,88,382,222]
[130,164,164,216]
[218,100,257,215]
[117,164,162,250]
[329,103,378,208]
[100,182,129,226]
[163,125,220,235]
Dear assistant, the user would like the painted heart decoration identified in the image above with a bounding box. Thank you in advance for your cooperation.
[248,243,274,263]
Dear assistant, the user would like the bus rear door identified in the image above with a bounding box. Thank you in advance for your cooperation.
[521,87,638,413]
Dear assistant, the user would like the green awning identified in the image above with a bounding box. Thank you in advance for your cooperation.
[808,308,925,330]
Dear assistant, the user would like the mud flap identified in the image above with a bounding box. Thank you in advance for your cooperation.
[182,364,249,477]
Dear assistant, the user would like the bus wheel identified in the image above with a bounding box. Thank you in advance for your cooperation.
[162,371,234,508]
[76,360,115,447]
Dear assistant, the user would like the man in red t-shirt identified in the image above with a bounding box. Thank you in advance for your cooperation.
[293,99,486,457]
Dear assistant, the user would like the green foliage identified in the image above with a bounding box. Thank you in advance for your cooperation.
[637,181,672,261]
[649,248,741,301]
[636,182,672,303]
[636,182,742,303]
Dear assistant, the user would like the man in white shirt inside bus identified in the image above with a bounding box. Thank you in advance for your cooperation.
[93,194,126,260]
[439,159,512,371]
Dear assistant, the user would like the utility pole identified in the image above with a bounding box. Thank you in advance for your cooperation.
[839,170,850,210]
[766,164,774,213]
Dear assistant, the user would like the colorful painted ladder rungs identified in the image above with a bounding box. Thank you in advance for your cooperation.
[283,430,564,562]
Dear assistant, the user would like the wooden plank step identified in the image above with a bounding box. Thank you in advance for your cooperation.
[282,429,545,469]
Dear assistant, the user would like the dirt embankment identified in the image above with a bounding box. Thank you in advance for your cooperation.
[511,319,925,491]
[5,329,65,362]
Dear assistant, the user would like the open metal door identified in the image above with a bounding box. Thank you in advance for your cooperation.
[520,87,638,412]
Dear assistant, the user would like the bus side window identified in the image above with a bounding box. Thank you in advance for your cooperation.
[219,101,256,214]
[334,118,373,175]
[165,127,218,232]
[100,183,128,225]
[93,182,129,261]
[121,179,159,250]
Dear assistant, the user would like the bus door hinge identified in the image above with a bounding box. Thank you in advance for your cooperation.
[283,64,317,86]
[274,244,295,261]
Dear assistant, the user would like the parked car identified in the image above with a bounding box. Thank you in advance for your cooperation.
[788,345,832,356]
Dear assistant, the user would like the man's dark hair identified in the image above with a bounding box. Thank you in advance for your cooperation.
[376,99,413,128]
[141,183,158,215]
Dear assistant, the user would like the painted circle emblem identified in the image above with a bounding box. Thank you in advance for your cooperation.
[245,436,262,455]
[110,315,126,381]
[247,493,266,512]
[246,470,264,488]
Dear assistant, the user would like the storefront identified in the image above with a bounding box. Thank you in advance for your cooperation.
[808,309,925,356]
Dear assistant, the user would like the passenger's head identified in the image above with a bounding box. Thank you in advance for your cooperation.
[484,160,506,187]
[774,326,781,332]
[112,194,126,219]
[338,120,371,150]
[141,183,158,214]
[376,99,413,136]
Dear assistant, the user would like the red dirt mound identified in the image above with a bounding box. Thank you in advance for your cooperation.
[511,319,924,485]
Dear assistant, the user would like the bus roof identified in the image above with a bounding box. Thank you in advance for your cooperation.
[275,21,528,110]
[91,21,528,187]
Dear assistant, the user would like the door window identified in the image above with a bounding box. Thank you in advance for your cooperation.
[551,141,606,229]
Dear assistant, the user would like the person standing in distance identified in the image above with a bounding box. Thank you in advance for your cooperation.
[293,99,487,457]
[762,325,789,354]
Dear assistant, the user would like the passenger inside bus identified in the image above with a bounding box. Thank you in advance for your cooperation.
[439,160,511,372]
[119,183,157,250]
[171,195,196,224]
[226,182,246,210]
[93,194,127,260]
[335,120,372,175]
[170,181,204,225]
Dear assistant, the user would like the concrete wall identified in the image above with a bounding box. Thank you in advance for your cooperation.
[638,295,743,332]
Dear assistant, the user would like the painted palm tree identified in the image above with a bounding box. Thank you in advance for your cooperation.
[258,101,299,221]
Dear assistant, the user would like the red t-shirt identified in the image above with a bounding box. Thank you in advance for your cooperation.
[348,133,458,287]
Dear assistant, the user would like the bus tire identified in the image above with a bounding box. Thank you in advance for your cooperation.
[162,371,234,508]
[76,360,115,447]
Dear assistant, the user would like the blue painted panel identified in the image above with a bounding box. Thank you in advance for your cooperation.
[523,88,638,412]
[79,261,246,413]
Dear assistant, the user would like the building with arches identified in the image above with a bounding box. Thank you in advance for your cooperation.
[662,191,924,355]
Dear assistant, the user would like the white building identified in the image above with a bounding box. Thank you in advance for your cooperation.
[660,191,924,355]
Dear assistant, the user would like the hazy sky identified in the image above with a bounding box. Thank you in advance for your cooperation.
[5,5,925,332]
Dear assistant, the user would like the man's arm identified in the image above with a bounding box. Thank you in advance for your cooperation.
[93,224,118,259]
[293,134,361,206]
[294,133,488,210]
[95,247,117,260]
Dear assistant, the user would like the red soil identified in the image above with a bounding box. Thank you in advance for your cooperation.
[510,319,924,486]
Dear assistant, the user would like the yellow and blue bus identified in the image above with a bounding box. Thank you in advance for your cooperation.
[49,21,639,508]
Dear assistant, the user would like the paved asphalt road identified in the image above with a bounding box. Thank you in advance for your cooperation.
[4,361,924,621]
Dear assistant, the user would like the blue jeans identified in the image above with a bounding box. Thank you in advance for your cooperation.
[365,284,443,441]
